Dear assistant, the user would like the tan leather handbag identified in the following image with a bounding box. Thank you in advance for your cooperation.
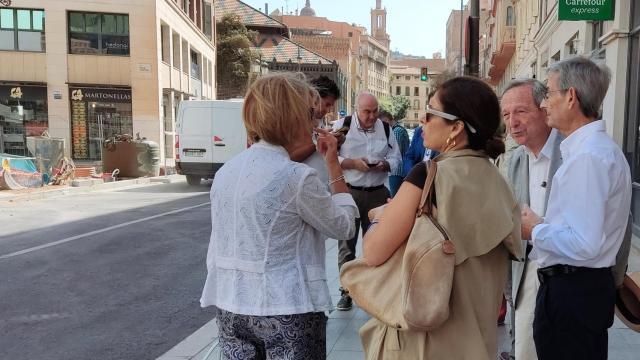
[340,160,456,331]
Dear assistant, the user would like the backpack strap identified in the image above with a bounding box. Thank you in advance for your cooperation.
[342,115,352,130]
[383,122,391,148]
[343,115,391,148]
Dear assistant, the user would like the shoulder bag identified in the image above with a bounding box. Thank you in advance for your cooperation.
[339,159,456,331]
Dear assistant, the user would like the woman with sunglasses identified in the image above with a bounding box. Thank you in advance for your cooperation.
[359,77,522,359]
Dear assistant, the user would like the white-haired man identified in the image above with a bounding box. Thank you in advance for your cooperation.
[332,92,401,311]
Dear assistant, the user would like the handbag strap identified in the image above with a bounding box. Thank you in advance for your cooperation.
[416,160,452,247]
[417,159,437,217]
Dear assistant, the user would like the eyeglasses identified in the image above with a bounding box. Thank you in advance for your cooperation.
[543,89,567,100]
[424,105,477,134]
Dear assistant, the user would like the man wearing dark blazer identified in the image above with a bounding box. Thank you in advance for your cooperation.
[500,79,562,360]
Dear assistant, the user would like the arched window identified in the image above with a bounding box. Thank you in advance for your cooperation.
[506,6,516,26]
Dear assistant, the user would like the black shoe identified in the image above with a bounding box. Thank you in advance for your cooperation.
[336,289,352,311]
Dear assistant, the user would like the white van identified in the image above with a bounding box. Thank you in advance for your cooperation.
[175,99,246,185]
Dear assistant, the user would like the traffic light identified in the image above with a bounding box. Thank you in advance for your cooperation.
[420,67,428,81]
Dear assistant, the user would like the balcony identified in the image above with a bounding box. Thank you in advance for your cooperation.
[488,26,516,84]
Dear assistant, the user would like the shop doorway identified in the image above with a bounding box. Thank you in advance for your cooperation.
[70,87,132,161]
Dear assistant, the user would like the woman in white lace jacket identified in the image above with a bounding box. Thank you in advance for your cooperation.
[200,73,358,360]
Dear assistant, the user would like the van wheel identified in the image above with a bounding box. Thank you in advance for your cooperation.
[186,175,201,186]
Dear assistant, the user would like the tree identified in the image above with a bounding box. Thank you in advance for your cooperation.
[216,14,257,99]
[380,96,411,121]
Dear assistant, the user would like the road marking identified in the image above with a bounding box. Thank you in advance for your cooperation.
[0,202,211,261]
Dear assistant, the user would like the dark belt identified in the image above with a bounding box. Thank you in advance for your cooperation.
[347,184,385,192]
[537,264,611,284]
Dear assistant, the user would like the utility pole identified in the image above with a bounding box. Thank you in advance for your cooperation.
[468,0,480,77]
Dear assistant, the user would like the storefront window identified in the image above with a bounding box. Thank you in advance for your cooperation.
[69,87,133,161]
[68,12,129,55]
[0,85,48,156]
[0,8,45,52]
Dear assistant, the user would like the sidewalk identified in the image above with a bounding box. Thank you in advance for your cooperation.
[157,238,372,360]
[0,174,184,203]
[158,236,640,360]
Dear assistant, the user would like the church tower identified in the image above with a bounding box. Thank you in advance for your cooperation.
[371,0,389,47]
[300,0,316,16]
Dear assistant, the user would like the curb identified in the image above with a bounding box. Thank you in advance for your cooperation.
[0,175,185,203]
[156,318,218,360]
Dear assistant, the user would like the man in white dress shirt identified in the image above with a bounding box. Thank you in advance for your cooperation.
[521,57,632,360]
[332,92,402,311]
[501,79,563,360]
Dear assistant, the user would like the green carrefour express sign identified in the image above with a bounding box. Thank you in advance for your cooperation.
[559,0,615,21]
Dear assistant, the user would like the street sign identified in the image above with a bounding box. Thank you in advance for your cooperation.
[559,0,614,21]
[339,110,347,117]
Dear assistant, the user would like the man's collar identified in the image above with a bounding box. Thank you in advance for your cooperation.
[525,129,557,160]
[560,120,606,158]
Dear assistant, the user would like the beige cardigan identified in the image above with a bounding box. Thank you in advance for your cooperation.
[360,149,523,360]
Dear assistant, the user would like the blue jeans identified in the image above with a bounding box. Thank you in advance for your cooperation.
[389,175,403,197]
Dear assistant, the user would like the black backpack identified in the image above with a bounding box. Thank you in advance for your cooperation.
[342,115,392,149]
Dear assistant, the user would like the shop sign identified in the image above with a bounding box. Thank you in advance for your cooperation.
[10,87,22,99]
[559,0,614,21]
[138,63,152,73]
[69,87,132,103]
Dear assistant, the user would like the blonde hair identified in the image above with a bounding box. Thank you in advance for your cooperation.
[243,73,319,146]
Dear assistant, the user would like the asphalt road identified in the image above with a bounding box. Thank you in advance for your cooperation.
[0,180,217,360]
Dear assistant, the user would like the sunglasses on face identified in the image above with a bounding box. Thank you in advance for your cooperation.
[424,105,477,134]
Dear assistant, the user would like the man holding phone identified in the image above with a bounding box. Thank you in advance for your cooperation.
[332,92,401,311]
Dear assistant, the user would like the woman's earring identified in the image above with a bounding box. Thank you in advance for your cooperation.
[444,137,456,152]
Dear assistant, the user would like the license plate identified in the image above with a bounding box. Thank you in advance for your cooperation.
[183,149,205,157]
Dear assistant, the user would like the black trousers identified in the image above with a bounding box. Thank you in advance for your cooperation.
[533,267,615,360]
[337,186,389,271]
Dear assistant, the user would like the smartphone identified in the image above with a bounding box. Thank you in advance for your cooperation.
[333,126,350,135]
[367,163,378,167]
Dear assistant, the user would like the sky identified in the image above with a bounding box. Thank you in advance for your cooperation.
[240,0,466,59]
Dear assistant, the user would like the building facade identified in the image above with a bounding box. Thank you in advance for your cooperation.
[614,0,640,236]
[277,13,364,112]
[0,0,215,168]
[389,58,445,126]
[483,0,640,235]
[290,31,354,114]
[446,8,469,75]
[360,33,389,100]
[215,0,346,121]
[276,0,390,109]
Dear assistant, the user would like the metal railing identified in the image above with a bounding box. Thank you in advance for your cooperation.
[503,26,516,43]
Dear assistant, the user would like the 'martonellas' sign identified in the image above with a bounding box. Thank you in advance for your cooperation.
[559,0,615,21]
